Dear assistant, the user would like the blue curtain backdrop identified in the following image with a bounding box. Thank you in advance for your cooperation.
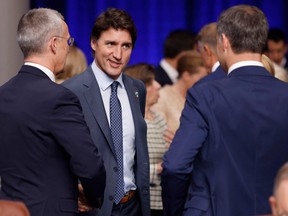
[30,0,288,66]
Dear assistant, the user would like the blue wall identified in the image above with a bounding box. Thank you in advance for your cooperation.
[31,0,288,66]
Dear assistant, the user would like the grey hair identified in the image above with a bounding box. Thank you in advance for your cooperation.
[17,8,64,58]
[197,22,218,55]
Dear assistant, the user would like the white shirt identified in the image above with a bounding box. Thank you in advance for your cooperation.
[160,59,178,83]
[211,61,220,73]
[24,62,55,82]
[92,61,136,193]
[228,61,264,75]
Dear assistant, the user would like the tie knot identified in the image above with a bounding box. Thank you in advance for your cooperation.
[111,81,119,93]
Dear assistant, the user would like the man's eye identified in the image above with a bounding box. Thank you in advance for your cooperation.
[123,44,131,49]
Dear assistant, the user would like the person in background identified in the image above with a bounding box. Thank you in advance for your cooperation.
[125,63,168,216]
[261,54,275,76]
[265,28,288,82]
[155,29,196,86]
[0,200,30,216]
[269,162,288,216]
[63,8,150,216]
[0,8,106,216]
[196,22,226,84]
[152,51,208,134]
[161,4,288,216]
[56,44,88,83]
[266,28,288,69]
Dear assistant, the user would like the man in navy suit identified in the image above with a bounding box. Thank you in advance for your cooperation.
[63,8,150,216]
[196,22,226,84]
[162,5,288,216]
[0,8,106,216]
[155,29,196,86]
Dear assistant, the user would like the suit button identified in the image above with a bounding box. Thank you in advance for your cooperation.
[113,167,118,172]
[142,188,148,195]
[109,196,114,201]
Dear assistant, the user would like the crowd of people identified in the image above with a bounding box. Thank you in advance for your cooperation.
[1,4,288,216]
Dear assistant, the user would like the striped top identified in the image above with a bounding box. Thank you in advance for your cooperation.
[146,111,167,210]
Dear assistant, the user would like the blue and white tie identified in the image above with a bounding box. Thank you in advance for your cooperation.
[110,81,124,204]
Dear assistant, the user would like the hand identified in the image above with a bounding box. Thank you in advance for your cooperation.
[156,162,163,174]
[163,128,175,149]
[78,184,94,212]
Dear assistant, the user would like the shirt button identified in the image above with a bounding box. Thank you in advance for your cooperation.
[113,167,118,172]
[109,195,114,201]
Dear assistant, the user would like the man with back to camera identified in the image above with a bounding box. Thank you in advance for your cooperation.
[63,8,150,216]
[0,8,106,216]
[196,22,226,84]
[161,4,288,216]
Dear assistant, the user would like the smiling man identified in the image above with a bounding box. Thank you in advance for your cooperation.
[63,8,150,216]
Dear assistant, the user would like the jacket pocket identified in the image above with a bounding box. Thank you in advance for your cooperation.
[59,198,78,213]
[184,196,210,211]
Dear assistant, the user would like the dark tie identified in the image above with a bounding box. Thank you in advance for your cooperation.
[110,81,124,204]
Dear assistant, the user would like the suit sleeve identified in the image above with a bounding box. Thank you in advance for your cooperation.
[161,87,208,216]
[49,89,106,208]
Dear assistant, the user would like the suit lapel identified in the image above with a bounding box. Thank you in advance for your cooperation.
[123,74,142,143]
[82,69,115,154]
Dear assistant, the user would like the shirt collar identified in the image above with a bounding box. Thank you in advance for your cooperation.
[24,62,55,82]
[228,61,264,74]
[211,61,220,73]
[91,61,124,90]
[160,59,178,83]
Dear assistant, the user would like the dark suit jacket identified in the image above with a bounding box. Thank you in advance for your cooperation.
[162,66,288,216]
[196,66,226,84]
[63,66,150,216]
[155,65,173,86]
[0,65,106,216]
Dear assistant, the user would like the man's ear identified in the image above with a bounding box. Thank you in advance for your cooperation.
[49,37,57,54]
[269,196,277,216]
[221,34,230,52]
[203,44,212,56]
[91,39,97,51]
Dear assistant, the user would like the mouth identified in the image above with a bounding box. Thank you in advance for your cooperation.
[109,59,122,68]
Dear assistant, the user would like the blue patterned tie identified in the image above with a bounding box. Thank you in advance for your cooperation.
[110,81,124,204]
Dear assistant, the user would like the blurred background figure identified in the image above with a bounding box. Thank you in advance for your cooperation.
[125,63,169,216]
[56,45,87,83]
[269,162,288,216]
[265,28,288,82]
[266,28,288,69]
[0,200,30,216]
[261,54,275,76]
[155,29,197,86]
[152,51,208,134]
[196,22,226,84]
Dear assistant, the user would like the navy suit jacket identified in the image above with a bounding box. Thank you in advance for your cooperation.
[196,66,226,84]
[155,65,173,86]
[0,65,106,216]
[63,66,150,216]
[162,66,288,216]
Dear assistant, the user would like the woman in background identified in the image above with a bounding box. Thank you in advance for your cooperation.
[56,45,87,83]
[125,63,170,216]
[152,51,208,134]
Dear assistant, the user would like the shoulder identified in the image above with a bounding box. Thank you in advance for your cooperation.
[62,67,93,91]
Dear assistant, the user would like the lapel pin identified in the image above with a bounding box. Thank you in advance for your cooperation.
[135,91,139,98]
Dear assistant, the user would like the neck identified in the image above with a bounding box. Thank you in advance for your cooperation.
[226,52,262,69]
[174,79,188,98]
[145,106,154,120]
[25,55,56,74]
